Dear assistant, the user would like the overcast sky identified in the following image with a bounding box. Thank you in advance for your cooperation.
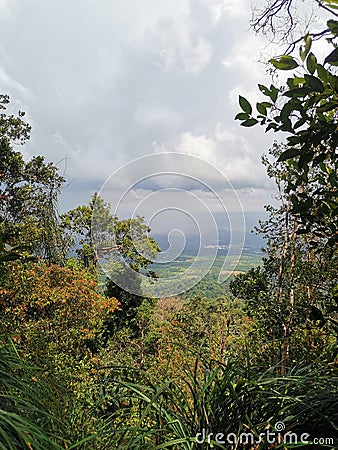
[0,0,287,237]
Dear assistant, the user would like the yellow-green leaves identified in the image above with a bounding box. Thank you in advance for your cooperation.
[306,52,317,74]
[270,55,299,70]
[324,0,338,10]
[300,34,312,62]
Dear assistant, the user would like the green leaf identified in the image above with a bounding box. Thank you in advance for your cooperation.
[270,85,279,102]
[257,84,280,103]
[266,123,278,131]
[287,136,301,145]
[304,74,325,92]
[299,150,314,169]
[293,117,307,129]
[317,64,329,83]
[300,34,312,62]
[287,77,295,89]
[313,152,327,165]
[280,101,294,122]
[235,112,249,120]
[284,87,311,98]
[318,100,338,112]
[270,55,299,70]
[327,19,338,36]
[307,52,317,74]
[239,95,252,114]
[294,76,306,86]
[324,48,338,66]
[258,84,270,96]
[241,118,258,127]
[256,102,267,115]
[278,148,302,161]
[280,118,292,132]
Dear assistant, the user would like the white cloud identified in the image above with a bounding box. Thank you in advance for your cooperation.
[155,22,213,74]
[0,0,277,218]
[134,103,181,128]
[213,0,247,19]
[154,123,270,191]
[0,0,12,15]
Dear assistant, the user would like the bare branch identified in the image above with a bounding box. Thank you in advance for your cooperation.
[251,0,296,40]
[285,28,330,54]
[251,0,338,45]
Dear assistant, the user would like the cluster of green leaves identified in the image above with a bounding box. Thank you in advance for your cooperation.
[61,193,160,274]
[0,94,30,144]
[236,17,338,245]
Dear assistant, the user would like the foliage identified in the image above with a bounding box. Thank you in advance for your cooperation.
[99,294,252,386]
[0,261,120,449]
[0,333,123,450]
[101,358,338,449]
[0,262,118,362]
[230,144,338,371]
[0,97,66,263]
[62,193,160,334]
[0,94,30,144]
[236,1,338,245]
[1,72,337,450]
[61,193,160,272]
[0,337,64,450]
[61,194,102,268]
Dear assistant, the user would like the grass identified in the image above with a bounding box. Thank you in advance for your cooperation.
[102,357,338,449]
[1,333,337,449]
[151,252,262,279]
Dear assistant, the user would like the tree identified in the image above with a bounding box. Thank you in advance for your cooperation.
[236,0,338,246]
[0,93,31,144]
[230,144,338,372]
[0,262,118,361]
[60,195,99,267]
[61,193,160,271]
[62,193,160,333]
[0,95,66,263]
[251,0,338,44]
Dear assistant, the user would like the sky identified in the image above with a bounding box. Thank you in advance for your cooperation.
[0,0,285,239]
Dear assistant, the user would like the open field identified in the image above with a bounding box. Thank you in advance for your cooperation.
[148,251,263,298]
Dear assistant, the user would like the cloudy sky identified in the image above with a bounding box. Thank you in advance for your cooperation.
[0,0,286,237]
